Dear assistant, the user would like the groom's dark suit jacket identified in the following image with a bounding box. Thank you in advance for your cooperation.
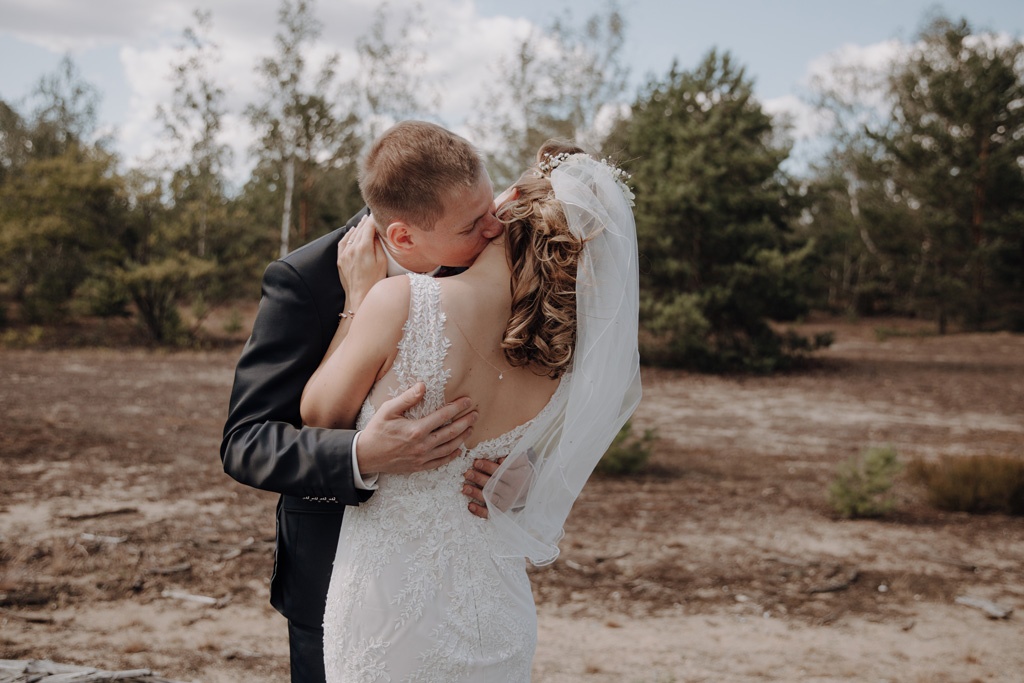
[221,208,370,628]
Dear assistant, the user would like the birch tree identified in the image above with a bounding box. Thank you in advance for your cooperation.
[156,9,231,258]
[248,0,340,257]
[469,3,629,186]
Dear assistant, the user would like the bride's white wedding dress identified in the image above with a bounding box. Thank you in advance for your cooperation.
[323,273,565,683]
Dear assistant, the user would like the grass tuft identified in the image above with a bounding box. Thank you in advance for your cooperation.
[596,420,657,475]
[907,454,1024,515]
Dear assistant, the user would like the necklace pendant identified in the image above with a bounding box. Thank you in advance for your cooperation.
[498,372,503,380]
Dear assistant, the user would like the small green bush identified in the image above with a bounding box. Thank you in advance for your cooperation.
[907,454,1024,515]
[596,420,657,475]
[77,276,132,318]
[828,446,902,518]
[0,325,45,348]
[223,307,243,335]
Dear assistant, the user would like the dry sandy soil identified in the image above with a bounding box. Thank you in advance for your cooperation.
[1,317,1022,682]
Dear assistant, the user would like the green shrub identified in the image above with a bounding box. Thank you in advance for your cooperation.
[907,454,1024,515]
[190,296,211,325]
[1,325,44,348]
[828,446,902,518]
[596,420,657,475]
[76,276,131,317]
[223,307,243,335]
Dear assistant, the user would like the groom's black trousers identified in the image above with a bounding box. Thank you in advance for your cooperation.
[289,620,326,683]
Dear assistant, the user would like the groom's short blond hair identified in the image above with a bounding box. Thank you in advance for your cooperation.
[359,121,485,232]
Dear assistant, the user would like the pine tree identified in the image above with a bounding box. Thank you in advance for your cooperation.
[879,17,1024,331]
[0,58,124,323]
[610,50,825,371]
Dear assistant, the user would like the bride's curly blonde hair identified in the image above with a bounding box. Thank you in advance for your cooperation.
[499,140,587,379]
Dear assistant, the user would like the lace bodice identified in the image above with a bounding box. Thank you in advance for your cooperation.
[324,273,549,683]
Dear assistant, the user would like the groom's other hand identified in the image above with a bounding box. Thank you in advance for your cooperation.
[463,453,532,519]
[358,382,477,476]
[462,458,499,519]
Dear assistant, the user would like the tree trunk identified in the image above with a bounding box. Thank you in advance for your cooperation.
[300,170,315,243]
[279,157,295,258]
[936,260,948,335]
[969,134,990,329]
[198,184,208,258]
[300,198,309,242]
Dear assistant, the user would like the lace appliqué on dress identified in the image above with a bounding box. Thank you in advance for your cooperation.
[323,274,538,683]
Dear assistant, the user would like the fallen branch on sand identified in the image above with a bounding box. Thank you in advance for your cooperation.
[806,569,860,594]
[160,589,230,608]
[160,589,216,605]
[146,563,191,576]
[0,658,188,682]
[955,596,1013,619]
[0,609,57,625]
[64,507,139,522]
[80,533,128,545]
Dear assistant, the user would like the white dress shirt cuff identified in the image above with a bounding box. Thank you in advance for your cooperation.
[351,431,379,490]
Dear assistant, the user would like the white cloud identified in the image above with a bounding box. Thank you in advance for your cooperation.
[422,14,535,133]
[119,42,180,170]
[770,39,907,174]
[801,39,903,117]
[1,0,192,51]
[762,94,828,142]
[63,0,539,185]
[808,40,905,78]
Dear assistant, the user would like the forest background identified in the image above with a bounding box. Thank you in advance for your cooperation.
[2,5,1023,679]
[1,0,1022,372]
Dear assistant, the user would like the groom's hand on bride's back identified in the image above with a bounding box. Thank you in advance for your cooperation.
[357,382,477,477]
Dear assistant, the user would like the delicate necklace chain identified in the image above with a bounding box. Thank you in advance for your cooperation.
[449,316,507,380]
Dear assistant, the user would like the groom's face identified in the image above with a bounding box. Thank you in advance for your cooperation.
[408,173,503,269]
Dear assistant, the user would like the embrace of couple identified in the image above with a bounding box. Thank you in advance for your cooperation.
[221,120,641,683]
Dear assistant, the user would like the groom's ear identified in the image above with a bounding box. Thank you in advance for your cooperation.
[385,221,415,252]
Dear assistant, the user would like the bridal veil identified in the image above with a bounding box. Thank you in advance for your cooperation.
[482,153,642,566]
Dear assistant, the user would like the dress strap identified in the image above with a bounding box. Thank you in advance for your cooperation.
[391,274,451,418]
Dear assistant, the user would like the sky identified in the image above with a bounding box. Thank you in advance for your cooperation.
[1,0,1021,183]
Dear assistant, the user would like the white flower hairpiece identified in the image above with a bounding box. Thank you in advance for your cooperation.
[537,152,635,207]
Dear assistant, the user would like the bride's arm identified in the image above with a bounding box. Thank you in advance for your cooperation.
[301,276,410,428]
[305,213,387,390]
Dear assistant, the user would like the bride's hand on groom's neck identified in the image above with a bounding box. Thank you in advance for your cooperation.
[338,213,387,307]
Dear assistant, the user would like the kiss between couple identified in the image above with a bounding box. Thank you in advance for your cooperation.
[221,121,641,683]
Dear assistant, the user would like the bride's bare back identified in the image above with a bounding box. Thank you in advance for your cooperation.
[365,238,560,448]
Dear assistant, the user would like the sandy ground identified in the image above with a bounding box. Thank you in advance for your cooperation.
[1,317,1022,682]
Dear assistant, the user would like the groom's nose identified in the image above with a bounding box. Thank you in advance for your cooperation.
[479,211,503,239]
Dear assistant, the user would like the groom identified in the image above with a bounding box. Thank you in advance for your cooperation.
[221,121,506,683]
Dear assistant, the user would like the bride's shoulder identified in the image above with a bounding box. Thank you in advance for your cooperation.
[360,275,412,319]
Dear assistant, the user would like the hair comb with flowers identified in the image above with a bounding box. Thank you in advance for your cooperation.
[537,152,635,207]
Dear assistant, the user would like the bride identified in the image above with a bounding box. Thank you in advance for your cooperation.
[301,139,641,682]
